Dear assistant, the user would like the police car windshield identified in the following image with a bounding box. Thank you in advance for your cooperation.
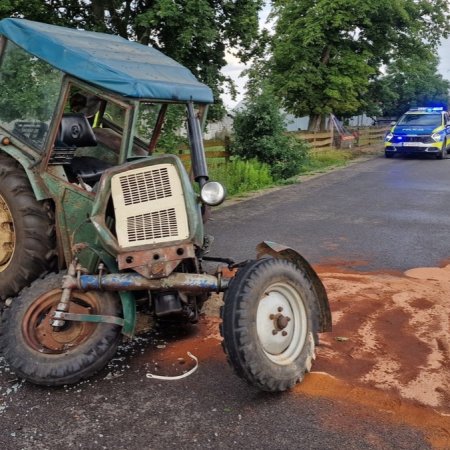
[397,113,441,127]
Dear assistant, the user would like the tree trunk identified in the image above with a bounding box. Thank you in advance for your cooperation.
[308,114,321,131]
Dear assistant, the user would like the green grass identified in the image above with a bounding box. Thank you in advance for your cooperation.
[208,157,275,196]
[299,149,354,174]
[189,147,362,199]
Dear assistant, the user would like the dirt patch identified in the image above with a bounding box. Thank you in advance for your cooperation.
[305,264,450,448]
[314,266,450,414]
[135,263,450,446]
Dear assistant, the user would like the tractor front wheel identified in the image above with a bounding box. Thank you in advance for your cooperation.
[220,258,316,392]
[0,273,122,386]
[0,153,57,300]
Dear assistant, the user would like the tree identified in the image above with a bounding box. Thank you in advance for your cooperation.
[367,54,450,118]
[269,0,450,130]
[0,0,264,116]
[231,89,309,179]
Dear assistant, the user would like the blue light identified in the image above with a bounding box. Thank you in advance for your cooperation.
[409,106,444,112]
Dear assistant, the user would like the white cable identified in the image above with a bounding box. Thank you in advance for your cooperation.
[146,352,198,380]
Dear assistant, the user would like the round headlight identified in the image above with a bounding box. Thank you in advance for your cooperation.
[200,181,226,206]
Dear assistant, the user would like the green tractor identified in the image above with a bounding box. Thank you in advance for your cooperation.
[0,18,331,391]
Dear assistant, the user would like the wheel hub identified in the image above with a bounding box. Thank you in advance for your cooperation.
[270,312,291,332]
[257,291,294,355]
[23,289,97,353]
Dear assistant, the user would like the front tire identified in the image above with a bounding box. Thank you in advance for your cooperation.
[0,153,57,300]
[0,273,122,386]
[220,258,316,392]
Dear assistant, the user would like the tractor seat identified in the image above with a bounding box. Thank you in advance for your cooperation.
[69,156,113,183]
[50,113,98,165]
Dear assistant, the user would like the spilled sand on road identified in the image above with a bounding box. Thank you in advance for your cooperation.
[140,264,450,447]
[312,265,450,413]
[295,264,450,448]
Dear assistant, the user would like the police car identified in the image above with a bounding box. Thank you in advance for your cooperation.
[384,107,450,159]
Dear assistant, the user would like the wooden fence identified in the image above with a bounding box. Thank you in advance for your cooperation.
[351,127,389,146]
[177,139,230,163]
[293,126,389,151]
[292,131,334,150]
[175,126,389,163]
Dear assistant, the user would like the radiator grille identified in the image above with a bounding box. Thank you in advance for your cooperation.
[111,163,189,248]
[119,168,172,206]
[127,208,178,242]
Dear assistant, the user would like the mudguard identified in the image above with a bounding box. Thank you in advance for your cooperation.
[256,241,332,332]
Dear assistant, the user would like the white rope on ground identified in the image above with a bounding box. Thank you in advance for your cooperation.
[146,352,199,380]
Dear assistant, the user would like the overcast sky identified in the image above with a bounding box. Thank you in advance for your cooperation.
[438,38,450,80]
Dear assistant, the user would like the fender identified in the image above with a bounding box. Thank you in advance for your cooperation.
[256,241,332,332]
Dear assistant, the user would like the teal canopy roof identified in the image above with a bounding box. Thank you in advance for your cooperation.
[0,18,214,103]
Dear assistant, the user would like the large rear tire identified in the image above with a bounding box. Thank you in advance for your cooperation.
[0,153,57,300]
[220,258,316,392]
[0,273,122,386]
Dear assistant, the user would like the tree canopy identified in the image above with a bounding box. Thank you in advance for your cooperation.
[268,0,450,130]
[0,0,264,114]
[366,54,450,118]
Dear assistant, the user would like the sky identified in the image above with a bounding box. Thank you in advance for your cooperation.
[438,38,450,80]
[221,8,450,111]
[220,5,271,110]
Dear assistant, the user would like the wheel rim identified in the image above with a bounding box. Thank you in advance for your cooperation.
[0,193,15,270]
[256,282,308,366]
[22,288,100,354]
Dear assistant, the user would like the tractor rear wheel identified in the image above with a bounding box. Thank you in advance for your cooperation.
[0,273,122,386]
[0,153,57,300]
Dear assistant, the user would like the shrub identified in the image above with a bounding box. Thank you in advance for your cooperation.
[230,92,309,179]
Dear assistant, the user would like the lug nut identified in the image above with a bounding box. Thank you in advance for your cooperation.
[269,314,275,320]
[286,317,291,322]
[282,331,288,336]
[272,330,278,335]
[277,306,283,312]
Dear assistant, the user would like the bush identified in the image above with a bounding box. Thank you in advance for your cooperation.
[230,92,309,179]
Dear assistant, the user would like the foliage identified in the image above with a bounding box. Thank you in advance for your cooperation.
[230,91,309,179]
[366,54,450,118]
[208,157,274,196]
[268,0,450,130]
[0,41,62,122]
[0,0,264,118]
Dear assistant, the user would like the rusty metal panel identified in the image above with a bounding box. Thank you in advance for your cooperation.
[117,243,195,278]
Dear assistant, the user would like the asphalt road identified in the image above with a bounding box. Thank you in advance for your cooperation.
[208,154,450,271]
[1,154,447,449]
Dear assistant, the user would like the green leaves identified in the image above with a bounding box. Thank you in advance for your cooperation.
[0,1,265,109]
[230,91,309,179]
[268,0,450,128]
[369,54,450,117]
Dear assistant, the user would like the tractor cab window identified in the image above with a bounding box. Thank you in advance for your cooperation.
[47,85,130,190]
[0,40,63,152]
[133,102,187,155]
